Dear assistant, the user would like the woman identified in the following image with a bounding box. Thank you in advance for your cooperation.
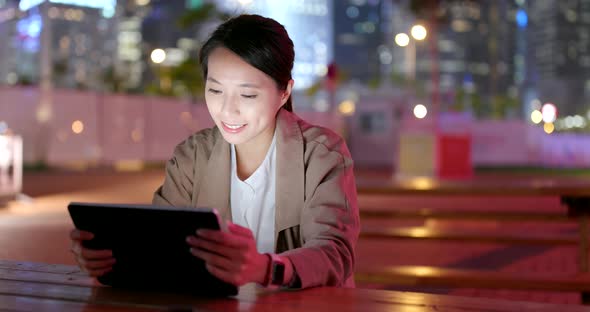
[70,14,359,289]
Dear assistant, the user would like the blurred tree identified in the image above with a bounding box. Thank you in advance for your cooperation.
[16,75,33,86]
[305,66,349,97]
[177,3,231,29]
[170,56,205,100]
[146,65,174,97]
[391,71,426,98]
[100,65,126,93]
[145,2,231,101]
[490,95,518,119]
[452,87,465,111]
[453,87,482,117]
[367,77,381,90]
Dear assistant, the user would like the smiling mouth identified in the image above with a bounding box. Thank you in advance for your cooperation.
[222,122,247,129]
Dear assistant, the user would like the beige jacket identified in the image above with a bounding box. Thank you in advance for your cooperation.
[152,108,359,289]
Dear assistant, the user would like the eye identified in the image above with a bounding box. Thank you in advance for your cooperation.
[241,94,258,99]
[208,88,222,94]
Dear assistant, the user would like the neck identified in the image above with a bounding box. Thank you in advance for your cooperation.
[235,122,276,181]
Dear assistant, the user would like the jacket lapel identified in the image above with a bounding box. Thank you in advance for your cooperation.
[195,129,232,221]
[275,109,305,243]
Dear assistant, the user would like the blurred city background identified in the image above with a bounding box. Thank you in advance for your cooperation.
[0,0,589,174]
[1,0,590,307]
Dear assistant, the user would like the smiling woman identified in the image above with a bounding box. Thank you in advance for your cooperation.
[203,47,288,153]
[69,14,359,291]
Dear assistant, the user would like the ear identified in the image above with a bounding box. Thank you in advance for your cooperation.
[280,79,294,106]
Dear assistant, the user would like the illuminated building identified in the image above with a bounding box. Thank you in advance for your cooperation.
[215,0,333,91]
[527,0,590,116]
[384,1,521,117]
[333,0,382,83]
[0,1,20,85]
[0,0,118,90]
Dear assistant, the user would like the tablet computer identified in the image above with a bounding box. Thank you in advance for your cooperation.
[68,202,238,297]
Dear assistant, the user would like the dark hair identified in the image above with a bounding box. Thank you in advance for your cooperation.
[199,14,295,112]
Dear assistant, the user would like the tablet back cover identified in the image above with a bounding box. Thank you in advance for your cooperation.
[68,202,238,297]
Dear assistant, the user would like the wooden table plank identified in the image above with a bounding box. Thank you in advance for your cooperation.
[243,287,590,312]
[360,209,571,222]
[0,267,96,287]
[0,294,161,312]
[357,176,590,288]
[4,278,590,312]
[3,261,590,311]
[0,259,85,275]
[356,177,590,197]
[356,265,590,292]
[360,226,578,245]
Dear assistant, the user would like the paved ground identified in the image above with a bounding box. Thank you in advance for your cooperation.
[0,167,585,305]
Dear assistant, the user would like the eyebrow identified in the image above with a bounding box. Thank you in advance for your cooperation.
[207,77,261,89]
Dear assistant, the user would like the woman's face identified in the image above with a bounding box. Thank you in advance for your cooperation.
[205,47,292,148]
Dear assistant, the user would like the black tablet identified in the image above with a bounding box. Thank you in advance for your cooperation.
[67,202,238,297]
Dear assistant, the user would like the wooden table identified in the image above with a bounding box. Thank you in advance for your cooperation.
[1,260,590,312]
[357,176,590,272]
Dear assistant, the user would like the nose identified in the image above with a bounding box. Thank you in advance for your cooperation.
[220,94,240,116]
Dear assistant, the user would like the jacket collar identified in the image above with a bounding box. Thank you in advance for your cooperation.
[196,109,304,238]
[274,109,305,236]
[195,130,231,220]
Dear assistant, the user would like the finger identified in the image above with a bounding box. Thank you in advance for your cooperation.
[186,236,241,258]
[205,263,243,286]
[227,222,254,237]
[78,257,115,271]
[87,267,113,277]
[195,230,247,248]
[190,248,236,271]
[83,258,116,270]
[80,248,113,260]
[70,229,94,241]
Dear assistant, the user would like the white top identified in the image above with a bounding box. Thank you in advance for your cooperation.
[230,132,277,254]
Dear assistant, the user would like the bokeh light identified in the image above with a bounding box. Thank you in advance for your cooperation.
[541,103,557,123]
[131,129,143,142]
[150,48,166,64]
[516,9,528,28]
[413,104,427,119]
[72,120,84,134]
[530,110,542,124]
[394,33,410,47]
[544,122,555,134]
[338,100,355,116]
[410,24,427,40]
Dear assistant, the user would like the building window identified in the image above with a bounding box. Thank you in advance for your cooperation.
[360,112,386,134]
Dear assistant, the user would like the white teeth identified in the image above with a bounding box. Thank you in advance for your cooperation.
[223,122,246,129]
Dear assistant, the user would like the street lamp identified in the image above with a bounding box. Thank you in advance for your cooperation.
[395,24,427,81]
[150,48,166,64]
[394,33,410,47]
[410,24,427,41]
[149,48,171,92]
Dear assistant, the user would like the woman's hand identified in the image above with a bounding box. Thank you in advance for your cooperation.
[186,222,268,286]
[69,229,116,277]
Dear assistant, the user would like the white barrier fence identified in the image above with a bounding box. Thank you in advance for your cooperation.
[0,86,344,168]
[0,87,215,166]
[1,86,589,169]
[0,134,22,197]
